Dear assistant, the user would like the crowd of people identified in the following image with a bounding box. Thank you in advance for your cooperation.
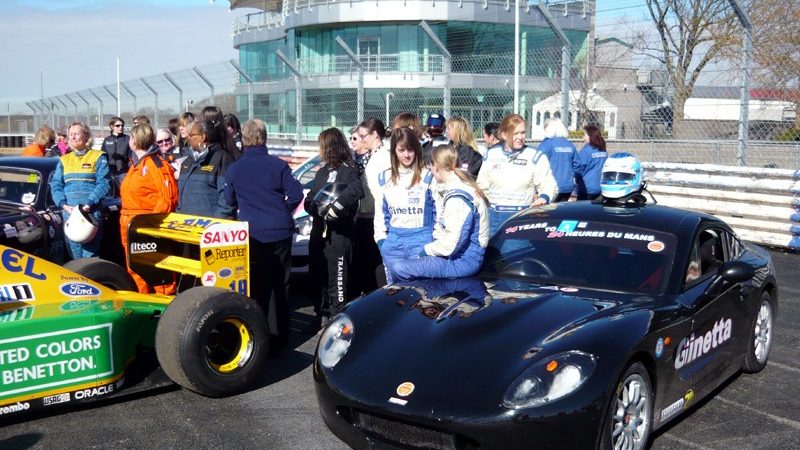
[22,108,609,338]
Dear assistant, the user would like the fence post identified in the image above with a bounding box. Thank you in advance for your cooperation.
[728,0,752,167]
[535,3,572,125]
[163,73,183,116]
[139,78,159,128]
[419,21,452,117]
[335,36,365,124]
[276,50,302,144]
[229,60,255,120]
[120,82,137,117]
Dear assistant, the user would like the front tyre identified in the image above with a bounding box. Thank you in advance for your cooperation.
[63,258,137,291]
[155,287,270,397]
[743,291,774,373]
[600,362,653,450]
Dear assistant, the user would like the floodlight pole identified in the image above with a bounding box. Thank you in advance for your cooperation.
[535,2,571,126]
[419,21,451,118]
[335,36,365,123]
[728,0,751,166]
[276,49,303,144]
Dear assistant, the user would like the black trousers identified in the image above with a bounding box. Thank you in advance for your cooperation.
[249,237,292,350]
[554,192,573,202]
[309,225,352,317]
[350,217,385,296]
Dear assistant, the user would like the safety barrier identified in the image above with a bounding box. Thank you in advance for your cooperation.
[643,162,800,250]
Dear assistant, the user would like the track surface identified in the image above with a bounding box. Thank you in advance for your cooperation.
[1,249,798,449]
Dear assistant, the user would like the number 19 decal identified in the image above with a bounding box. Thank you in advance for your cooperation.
[229,279,248,295]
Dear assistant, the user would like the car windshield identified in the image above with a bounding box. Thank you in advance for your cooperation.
[0,168,41,205]
[481,219,677,294]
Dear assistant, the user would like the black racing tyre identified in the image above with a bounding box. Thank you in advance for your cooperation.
[600,362,653,450]
[743,291,774,373]
[63,258,137,291]
[155,287,270,397]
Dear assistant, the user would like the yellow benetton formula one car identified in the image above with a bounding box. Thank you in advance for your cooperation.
[0,213,268,419]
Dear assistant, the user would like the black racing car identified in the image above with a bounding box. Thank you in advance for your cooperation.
[0,157,122,264]
[313,201,777,449]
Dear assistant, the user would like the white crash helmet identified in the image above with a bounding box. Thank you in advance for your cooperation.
[600,152,644,199]
[64,207,99,244]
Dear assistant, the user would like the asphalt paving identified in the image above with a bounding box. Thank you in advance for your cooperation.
[1,248,798,449]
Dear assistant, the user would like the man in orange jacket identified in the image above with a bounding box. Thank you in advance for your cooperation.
[120,123,179,294]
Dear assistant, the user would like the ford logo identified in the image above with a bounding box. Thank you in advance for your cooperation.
[59,283,101,297]
[218,268,233,278]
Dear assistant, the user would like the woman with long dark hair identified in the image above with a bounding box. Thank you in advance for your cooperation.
[305,128,364,324]
[575,124,608,201]
[374,127,437,283]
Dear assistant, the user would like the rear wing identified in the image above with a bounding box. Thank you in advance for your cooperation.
[127,213,250,296]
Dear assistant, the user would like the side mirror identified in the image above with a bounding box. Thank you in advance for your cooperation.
[704,260,754,297]
[718,260,755,284]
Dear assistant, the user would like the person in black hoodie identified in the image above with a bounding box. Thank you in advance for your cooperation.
[305,128,364,328]
[225,118,303,350]
[100,116,131,187]
[445,116,483,179]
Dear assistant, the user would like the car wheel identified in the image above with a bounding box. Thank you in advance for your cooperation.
[155,286,270,397]
[742,291,774,373]
[600,362,653,450]
[63,258,137,291]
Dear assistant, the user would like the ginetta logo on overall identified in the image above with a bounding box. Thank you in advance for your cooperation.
[201,223,249,248]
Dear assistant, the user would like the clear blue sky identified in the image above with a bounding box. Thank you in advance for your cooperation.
[0,0,244,112]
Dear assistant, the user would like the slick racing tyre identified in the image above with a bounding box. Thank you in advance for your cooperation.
[155,287,270,397]
[600,361,653,450]
[743,291,774,373]
[63,258,137,291]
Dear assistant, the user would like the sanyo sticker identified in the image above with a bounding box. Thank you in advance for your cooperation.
[201,223,250,248]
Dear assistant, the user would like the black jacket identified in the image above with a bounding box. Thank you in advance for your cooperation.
[304,161,364,232]
[100,133,131,176]
[453,143,483,179]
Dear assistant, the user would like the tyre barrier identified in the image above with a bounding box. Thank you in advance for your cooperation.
[643,162,800,250]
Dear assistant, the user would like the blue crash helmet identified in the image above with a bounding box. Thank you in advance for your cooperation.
[600,152,644,199]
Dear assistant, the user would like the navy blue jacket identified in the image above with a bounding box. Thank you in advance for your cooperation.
[576,144,608,196]
[177,144,236,219]
[224,145,303,243]
[537,136,579,194]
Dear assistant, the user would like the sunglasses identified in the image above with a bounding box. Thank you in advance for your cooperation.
[113,123,124,128]
[156,138,173,145]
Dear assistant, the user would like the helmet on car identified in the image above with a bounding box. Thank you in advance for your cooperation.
[64,206,99,244]
[600,152,643,199]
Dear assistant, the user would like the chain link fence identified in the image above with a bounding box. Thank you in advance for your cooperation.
[4,0,798,168]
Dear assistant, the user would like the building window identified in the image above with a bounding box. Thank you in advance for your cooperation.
[609,112,616,127]
[554,111,561,119]
[536,111,541,125]
[544,111,551,121]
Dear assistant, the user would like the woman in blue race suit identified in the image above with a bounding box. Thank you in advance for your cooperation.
[374,127,437,283]
[392,145,490,280]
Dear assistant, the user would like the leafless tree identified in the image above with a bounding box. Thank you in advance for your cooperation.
[638,0,739,130]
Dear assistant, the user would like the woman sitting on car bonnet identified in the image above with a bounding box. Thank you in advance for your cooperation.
[374,127,437,284]
[390,145,490,280]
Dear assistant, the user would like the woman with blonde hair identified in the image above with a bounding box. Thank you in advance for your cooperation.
[445,116,483,179]
[374,127,437,283]
[476,113,557,235]
[21,126,56,157]
[392,144,490,280]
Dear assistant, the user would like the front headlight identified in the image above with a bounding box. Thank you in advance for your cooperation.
[317,314,354,369]
[295,215,313,236]
[502,351,596,409]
